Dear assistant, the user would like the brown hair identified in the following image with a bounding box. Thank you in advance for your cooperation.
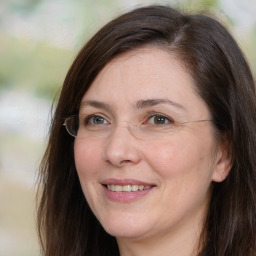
[37,5,256,256]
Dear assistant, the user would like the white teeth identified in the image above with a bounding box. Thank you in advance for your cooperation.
[123,185,132,192]
[131,185,138,191]
[107,184,152,192]
[138,185,144,191]
[115,185,122,192]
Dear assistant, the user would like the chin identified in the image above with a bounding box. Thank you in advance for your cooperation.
[99,214,151,239]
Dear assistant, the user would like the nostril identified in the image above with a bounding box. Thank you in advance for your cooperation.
[119,160,132,165]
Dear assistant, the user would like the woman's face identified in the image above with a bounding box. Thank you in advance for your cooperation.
[74,47,229,244]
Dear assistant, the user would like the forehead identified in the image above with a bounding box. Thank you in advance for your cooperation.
[81,47,209,118]
[86,47,190,96]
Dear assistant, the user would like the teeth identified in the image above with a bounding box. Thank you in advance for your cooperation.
[107,184,152,192]
[123,185,131,192]
[115,185,122,192]
[132,185,138,191]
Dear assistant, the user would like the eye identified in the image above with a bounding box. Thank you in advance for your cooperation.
[146,114,174,125]
[85,115,110,125]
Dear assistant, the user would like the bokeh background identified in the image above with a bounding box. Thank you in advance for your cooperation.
[0,0,255,255]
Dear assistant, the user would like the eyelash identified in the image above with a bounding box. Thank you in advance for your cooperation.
[82,113,174,126]
[145,113,174,126]
[84,114,110,125]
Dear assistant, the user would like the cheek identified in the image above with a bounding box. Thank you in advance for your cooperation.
[74,139,101,179]
[146,136,215,211]
[144,134,215,179]
[74,140,105,215]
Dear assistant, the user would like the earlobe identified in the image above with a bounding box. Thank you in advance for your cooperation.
[212,141,233,183]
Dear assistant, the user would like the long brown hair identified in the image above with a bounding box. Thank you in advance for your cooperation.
[37,5,256,256]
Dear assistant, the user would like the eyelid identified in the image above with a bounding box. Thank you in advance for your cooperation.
[142,112,175,125]
[79,110,109,118]
[80,111,176,125]
[83,113,111,125]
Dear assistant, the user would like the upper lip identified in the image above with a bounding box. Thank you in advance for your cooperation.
[101,178,155,186]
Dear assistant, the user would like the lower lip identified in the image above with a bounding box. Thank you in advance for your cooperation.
[102,185,154,202]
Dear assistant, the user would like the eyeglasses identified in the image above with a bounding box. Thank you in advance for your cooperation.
[63,114,212,140]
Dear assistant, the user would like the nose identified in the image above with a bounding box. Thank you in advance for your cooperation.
[103,123,141,167]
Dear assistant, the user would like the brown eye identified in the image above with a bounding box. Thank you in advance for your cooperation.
[154,115,167,124]
[147,114,174,125]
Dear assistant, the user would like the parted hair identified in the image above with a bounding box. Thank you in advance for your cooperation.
[37,5,256,256]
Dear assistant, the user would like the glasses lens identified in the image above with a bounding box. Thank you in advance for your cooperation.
[65,116,79,137]
[64,116,212,139]
[130,123,176,140]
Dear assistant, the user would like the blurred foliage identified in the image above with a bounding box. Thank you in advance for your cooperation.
[245,29,256,76]
[0,35,74,98]
[0,0,120,100]
[178,0,219,9]
[0,0,255,101]
[1,0,42,12]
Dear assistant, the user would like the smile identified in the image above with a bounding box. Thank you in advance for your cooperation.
[106,184,152,192]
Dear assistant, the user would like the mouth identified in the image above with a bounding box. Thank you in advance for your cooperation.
[105,184,153,192]
[101,178,156,202]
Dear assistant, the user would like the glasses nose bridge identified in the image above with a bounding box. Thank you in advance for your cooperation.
[117,120,139,138]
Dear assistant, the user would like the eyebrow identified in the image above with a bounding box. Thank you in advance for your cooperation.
[80,100,112,112]
[136,98,185,110]
[80,98,185,111]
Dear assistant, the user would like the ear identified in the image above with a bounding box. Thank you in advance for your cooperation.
[211,140,232,183]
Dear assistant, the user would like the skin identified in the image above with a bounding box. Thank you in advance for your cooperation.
[74,47,231,256]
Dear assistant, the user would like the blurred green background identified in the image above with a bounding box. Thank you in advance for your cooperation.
[0,0,255,255]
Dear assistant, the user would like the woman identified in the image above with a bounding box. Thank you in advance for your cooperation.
[37,5,256,256]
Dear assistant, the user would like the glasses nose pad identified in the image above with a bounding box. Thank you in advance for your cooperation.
[122,121,141,139]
